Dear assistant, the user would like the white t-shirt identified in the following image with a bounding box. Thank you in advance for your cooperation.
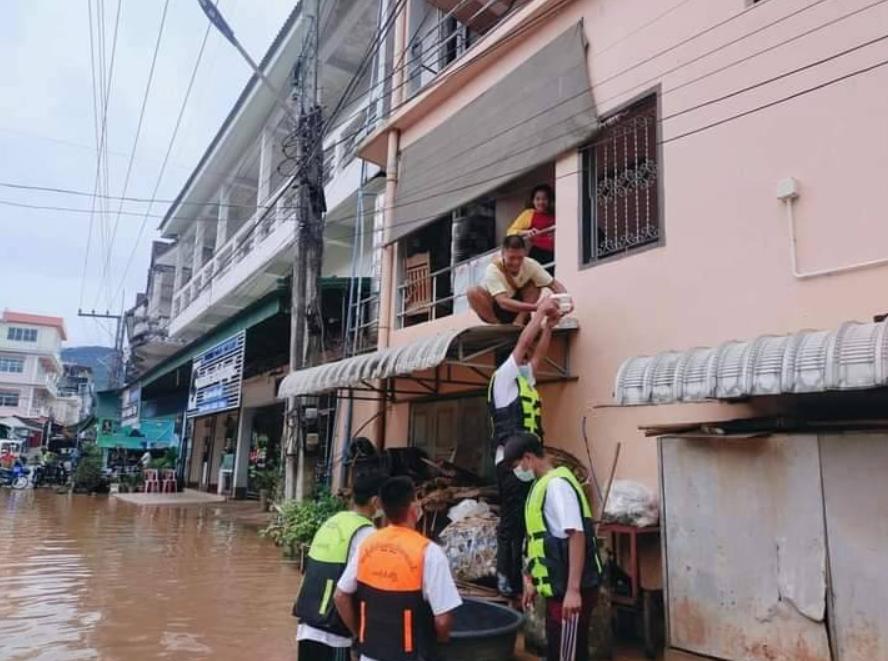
[296,524,374,648]
[491,355,536,465]
[542,476,585,539]
[336,533,463,661]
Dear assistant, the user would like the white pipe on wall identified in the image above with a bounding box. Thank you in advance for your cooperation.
[778,178,888,280]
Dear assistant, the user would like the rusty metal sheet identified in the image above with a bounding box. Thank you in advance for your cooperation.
[661,434,831,660]
[820,432,888,660]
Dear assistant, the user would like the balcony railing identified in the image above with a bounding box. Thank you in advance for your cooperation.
[396,227,555,326]
[171,183,297,320]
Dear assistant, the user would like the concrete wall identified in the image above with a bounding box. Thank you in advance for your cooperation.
[365,0,888,490]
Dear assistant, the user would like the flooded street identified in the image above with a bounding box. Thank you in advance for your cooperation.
[0,490,298,660]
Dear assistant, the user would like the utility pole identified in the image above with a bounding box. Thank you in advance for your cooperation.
[77,308,125,389]
[287,0,325,502]
[199,0,325,502]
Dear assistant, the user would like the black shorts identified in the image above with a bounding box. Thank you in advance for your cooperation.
[492,298,518,324]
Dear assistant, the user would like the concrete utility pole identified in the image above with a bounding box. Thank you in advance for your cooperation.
[287,0,325,502]
[199,0,325,502]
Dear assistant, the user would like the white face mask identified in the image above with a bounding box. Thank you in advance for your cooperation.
[513,464,535,482]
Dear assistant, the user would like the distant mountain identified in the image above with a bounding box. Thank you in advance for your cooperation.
[62,346,116,390]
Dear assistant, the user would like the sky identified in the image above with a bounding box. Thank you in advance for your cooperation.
[0,0,295,347]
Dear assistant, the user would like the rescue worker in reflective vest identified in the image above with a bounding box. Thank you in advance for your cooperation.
[503,432,602,661]
[488,293,564,599]
[294,473,385,661]
[334,476,462,661]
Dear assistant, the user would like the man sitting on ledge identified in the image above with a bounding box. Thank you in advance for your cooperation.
[468,234,570,325]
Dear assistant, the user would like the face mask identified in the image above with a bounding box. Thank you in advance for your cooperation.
[513,465,535,482]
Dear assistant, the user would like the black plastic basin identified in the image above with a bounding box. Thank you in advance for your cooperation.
[441,597,525,661]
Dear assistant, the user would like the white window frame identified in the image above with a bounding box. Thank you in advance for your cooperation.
[0,356,24,373]
[7,327,38,342]
[0,390,20,407]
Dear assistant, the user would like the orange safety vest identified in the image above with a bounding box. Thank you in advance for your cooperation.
[355,525,436,661]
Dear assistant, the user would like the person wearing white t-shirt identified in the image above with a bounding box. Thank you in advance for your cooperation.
[503,433,602,661]
[294,474,384,661]
[334,476,462,661]
[488,295,563,599]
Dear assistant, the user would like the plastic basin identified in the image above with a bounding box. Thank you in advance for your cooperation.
[441,597,525,661]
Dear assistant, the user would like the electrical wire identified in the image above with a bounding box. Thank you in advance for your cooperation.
[309,0,844,165]
[14,4,888,243]
[9,37,888,252]
[94,0,171,311]
[110,4,216,304]
[10,18,888,242]
[84,0,122,312]
[81,0,101,310]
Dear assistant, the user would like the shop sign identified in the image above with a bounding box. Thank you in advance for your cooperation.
[121,386,141,429]
[187,331,246,416]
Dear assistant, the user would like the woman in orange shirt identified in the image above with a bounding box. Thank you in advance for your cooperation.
[507,184,555,269]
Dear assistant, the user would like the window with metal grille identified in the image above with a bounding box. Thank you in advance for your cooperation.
[6,327,38,342]
[0,391,19,407]
[580,94,660,264]
[0,356,24,373]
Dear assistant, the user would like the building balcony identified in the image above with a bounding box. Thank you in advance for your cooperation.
[170,181,298,340]
[36,374,58,398]
[394,161,555,330]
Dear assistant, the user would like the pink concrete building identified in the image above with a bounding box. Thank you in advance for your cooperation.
[280,1,888,657]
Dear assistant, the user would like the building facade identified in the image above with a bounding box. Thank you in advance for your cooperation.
[285,0,888,491]
[124,0,390,498]
[275,1,888,655]
[0,310,82,426]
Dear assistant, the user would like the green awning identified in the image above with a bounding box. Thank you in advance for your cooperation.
[141,293,282,388]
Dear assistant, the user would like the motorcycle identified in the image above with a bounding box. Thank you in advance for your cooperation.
[0,463,29,489]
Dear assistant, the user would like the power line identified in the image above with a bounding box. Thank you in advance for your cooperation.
[94,0,171,311]
[84,0,122,313]
[9,38,888,252]
[393,23,888,209]
[319,43,888,243]
[9,17,888,238]
[110,5,216,304]
[315,0,845,176]
[81,0,101,310]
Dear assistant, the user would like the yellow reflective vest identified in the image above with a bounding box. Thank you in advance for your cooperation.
[524,467,602,598]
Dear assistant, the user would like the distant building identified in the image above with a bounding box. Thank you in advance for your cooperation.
[58,363,95,422]
[0,310,82,426]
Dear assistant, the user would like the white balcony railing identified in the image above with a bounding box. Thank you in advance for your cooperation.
[171,183,297,321]
[396,227,555,326]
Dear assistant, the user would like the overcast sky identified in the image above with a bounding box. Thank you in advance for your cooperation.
[0,0,294,347]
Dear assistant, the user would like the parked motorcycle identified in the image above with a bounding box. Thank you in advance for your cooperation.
[0,463,29,489]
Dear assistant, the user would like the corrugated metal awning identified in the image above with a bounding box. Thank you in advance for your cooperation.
[278,325,540,398]
[614,319,888,406]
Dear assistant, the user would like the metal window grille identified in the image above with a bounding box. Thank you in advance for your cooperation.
[0,391,19,407]
[581,94,659,263]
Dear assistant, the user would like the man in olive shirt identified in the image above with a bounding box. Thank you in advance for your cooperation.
[467,235,569,325]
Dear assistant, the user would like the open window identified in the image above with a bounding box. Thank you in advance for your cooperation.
[397,164,554,327]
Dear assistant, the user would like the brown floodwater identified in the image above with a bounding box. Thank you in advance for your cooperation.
[0,489,299,660]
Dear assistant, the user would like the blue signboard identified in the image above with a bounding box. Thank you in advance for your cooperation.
[186,331,246,417]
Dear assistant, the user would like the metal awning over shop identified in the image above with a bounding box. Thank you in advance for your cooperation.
[389,21,597,244]
[278,323,576,399]
[614,319,888,406]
